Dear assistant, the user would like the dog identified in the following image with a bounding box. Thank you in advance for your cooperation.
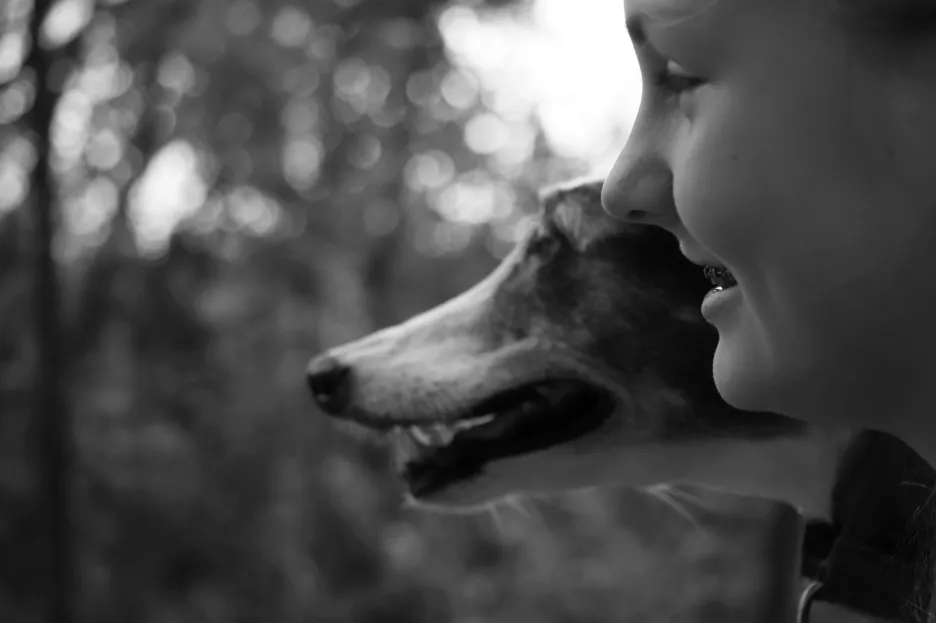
[306,178,853,522]
[308,178,936,622]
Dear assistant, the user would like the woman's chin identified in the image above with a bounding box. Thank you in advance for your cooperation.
[711,326,777,415]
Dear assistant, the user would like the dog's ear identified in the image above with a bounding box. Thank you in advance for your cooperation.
[539,178,624,251]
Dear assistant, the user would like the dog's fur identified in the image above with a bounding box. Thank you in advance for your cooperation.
[310,178,854,522]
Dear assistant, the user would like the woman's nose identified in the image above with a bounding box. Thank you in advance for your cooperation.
[601,141,678,230]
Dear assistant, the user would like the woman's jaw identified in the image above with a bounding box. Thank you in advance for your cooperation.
[706,276,936,467]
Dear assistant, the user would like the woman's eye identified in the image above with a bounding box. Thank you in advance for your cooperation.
[654,60,705,95]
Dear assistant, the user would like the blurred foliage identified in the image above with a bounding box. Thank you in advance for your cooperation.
[1,0,800,621]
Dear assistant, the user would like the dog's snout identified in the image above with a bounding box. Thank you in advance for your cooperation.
[306,354,352,415]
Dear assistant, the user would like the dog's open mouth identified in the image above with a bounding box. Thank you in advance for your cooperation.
[386,379,615,498]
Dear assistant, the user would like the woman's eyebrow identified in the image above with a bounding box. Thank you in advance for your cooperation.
[626,1,700,48]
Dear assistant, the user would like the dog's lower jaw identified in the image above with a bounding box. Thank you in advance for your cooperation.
[404,425,855,524]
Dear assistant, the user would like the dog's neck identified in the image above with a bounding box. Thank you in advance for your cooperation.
[521,423,855,523]
[642,428,855,522]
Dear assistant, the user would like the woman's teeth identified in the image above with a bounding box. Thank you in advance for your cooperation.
[703,266,738,288]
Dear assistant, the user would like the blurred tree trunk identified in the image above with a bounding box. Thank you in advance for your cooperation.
[24,0,73,621]
[69,0,197,362]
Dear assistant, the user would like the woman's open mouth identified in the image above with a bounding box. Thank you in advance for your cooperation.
[700,266,741,320]
[703,266,738,290]
[386,379,616,498]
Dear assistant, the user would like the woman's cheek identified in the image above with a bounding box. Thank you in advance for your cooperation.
[670,106,763,265]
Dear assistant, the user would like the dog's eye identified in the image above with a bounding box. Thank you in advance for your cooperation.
[526,225,564,259]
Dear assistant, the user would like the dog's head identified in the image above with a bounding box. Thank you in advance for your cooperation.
[307,178,808,510]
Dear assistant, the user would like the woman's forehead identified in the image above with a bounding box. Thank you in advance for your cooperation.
[623,0,722,24]
[622,0,820,64]
[622,0,734,49]
[622,0,736,64]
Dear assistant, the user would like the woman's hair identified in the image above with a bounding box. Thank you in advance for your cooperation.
[648,0,936,40]
[832,0,936,38]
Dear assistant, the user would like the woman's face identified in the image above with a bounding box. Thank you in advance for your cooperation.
[602,0,936,431]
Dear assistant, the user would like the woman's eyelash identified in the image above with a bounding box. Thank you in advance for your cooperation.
[654,61,705,94]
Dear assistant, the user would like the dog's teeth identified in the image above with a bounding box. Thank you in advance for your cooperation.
[409,426,435,446]
[432,424,456,445]
[455,414,495,431]
[402,416,496,449]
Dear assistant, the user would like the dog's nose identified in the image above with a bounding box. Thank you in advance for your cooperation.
[306,355,352,415]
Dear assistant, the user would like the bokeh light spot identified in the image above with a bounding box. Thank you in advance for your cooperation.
[271,6,313,48]
[226,0,262,36]
[0,33,26,84]
[440,68,479,111]
[283,137,323,191]
[41,0,93,49]
[464,112,509,155]
[129,140,208,256]
[86,128,123,171]
[157,54,196,94]
[403,150,455,192]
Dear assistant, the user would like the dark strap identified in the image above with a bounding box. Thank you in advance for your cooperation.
[801,520,837,579]
[803,431,935,623]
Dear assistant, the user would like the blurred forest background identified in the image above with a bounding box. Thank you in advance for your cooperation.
[1,0,798,621]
